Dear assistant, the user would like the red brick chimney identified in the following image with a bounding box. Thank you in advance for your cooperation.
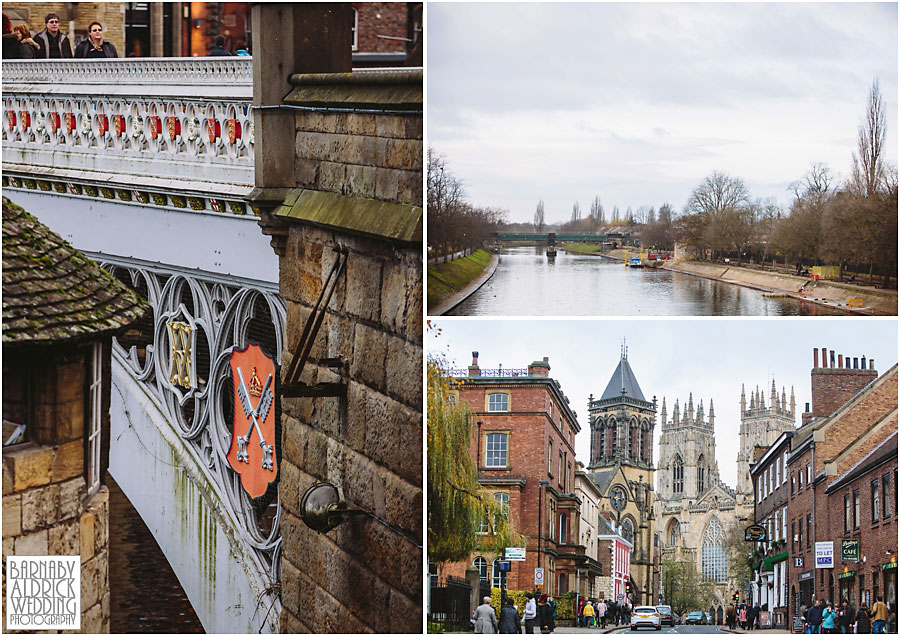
[528,357,550,376]
[805,347,878,425]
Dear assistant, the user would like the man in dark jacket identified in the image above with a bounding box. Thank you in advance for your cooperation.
[208,35,232,56]
[806,599,823,633]
[35,13,72,58]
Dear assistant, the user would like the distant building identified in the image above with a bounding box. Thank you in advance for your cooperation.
[2,197,148,633]
[442,352,582,596]
[575,462,610,598]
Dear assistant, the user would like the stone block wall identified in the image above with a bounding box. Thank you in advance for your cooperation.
[293,110,423,207]
[2,346,110,633]
[278,223,422,633]
[2,2,126,55]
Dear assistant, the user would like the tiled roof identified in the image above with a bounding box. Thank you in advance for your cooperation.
[600,356,647,401]
[3,197,149,345]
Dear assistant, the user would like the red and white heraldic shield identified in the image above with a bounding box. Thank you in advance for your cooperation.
[227,343,278,499]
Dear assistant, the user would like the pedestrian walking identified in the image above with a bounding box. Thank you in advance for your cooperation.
[583,599,594,627]
[74,22,118,58]
[740,605,748,630]
[208,35,232,56]
[523,593,537,634]
[871,595,888,633]
[473,596,498,634]
[537,594,555,634]
[821,602,836,633]
[499,597,519,634]
[35,13,72,58]
[597,599,607,628]
[854,603,871,635]
[750,603,760,630]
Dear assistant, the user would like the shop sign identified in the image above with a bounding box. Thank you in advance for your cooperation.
[792,615,804,633]
[745,524,767,541]
[815,541,834,569]
[882,561,897,571]
[838,571,856,580]
[841,538,859,563]
[798,570,814,581]
[760,611,772,628]
[794,557,804,568]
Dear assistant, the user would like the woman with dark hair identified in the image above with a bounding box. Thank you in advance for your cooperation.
[855,603,871,634]
[74,21,118,58]
[233,39,250,56]
[498,597,519,634]
[13,24,39,58]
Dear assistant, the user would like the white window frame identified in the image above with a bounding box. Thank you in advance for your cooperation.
[485,432,508,468]
[351,7,359,52]
[87,342,103,495]
[488,393,509,412]
[758,476,763,503]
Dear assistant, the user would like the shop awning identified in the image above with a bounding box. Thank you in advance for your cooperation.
[761,552,789,572]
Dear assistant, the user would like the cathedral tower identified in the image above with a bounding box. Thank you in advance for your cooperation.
[735,379,796,504]
[657,394,723,501]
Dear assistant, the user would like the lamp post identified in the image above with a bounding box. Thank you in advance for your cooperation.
[538,480,550,574]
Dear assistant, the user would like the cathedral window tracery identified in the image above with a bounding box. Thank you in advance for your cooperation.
[701,517,728,583]
[697,454,705,493]
[673,454,684,494]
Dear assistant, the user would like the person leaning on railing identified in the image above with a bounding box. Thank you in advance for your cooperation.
[74,21,118,58]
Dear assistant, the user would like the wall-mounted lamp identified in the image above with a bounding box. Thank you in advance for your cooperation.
[300,482,366,533]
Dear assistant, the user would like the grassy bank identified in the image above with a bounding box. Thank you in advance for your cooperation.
[560,243,607,255]
[427,249,492,311]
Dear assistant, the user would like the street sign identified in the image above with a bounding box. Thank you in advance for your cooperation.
[617,593,624,601]
[745,524,767,541]
[497,561,511,572]
[534,568,544,586]
[841,538,859,563]
[815,541,834,568]
[505,547,526,562]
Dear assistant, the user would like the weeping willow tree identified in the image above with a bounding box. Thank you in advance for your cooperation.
[427,351,522,570]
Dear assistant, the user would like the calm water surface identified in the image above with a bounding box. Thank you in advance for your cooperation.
[449,247,847,316]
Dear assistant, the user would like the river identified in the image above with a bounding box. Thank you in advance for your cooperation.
[448,247,846,316]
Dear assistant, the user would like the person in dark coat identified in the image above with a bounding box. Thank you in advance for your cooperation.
[12,24,39,58]
[74,21,118,58]
[854,604,871,634]
[750,603,761,630]
[34,13,72,58]
[498,598,519,634]
[537,594,555,633]
[208,35,232,56]
[2,13,20,59]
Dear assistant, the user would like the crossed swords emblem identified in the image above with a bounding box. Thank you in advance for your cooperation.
[235,366,275,471]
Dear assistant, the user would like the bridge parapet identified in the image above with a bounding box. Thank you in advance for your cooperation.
[2,59,253,197]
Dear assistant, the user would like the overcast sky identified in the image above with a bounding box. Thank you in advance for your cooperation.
[428,2,898,224]
[429,318,898,488]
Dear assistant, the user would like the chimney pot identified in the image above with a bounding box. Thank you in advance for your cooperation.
[830,351,836,368]
[814,349,819,368]
[862,356,866,370]
[870,359,875,370]
[805,402,810,413]
[838,354,843,368]
[853,357,858,370]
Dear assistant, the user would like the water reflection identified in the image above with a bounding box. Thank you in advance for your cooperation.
[449,247,847,316]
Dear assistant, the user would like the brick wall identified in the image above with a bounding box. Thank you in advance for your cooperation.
[352,3,409,53]
[293,110,423,207]
[3,2,126,56]
[2,346,110,633]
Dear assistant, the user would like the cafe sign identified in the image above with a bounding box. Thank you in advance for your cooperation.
[745,524,767,541]
[841,538,860,563]
[838,571,856,580]
[883,561,897,571]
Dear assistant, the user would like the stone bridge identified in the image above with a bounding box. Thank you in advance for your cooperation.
[3,57,281,633]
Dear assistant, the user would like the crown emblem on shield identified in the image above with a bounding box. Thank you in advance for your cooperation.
[227,344,278,499]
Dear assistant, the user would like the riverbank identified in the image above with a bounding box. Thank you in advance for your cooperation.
[560,246,896,315]
[427,249,499,315]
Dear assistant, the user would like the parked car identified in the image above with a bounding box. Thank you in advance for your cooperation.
[631,606,661,630]
[656,606,674,627]
[685,611,708,625]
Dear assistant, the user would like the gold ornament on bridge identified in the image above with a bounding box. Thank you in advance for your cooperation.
[167,321,193,389]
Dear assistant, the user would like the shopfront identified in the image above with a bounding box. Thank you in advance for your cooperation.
[883,561,897,615]
[838,570,856,605]
[798,570,815,608]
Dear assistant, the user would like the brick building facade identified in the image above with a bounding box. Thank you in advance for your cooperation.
[443,353,583,596]
[780,348,897,627]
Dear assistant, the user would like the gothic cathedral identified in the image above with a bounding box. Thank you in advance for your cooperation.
[654,379,796,622]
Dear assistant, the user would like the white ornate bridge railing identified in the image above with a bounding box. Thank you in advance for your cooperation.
[2,58,253,197]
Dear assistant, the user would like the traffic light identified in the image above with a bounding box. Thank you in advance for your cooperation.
[625,581,632,595]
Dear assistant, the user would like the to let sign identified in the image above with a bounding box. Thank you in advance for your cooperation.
[815,541,834,568]
[841,538,859,563]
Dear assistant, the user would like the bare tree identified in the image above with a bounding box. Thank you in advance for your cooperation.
[571,201,582,222]
[534,199,545,233]
[682,172,751,260]
[589,195,605,224]
[852,78,887,197]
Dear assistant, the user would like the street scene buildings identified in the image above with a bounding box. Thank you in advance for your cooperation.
[427,322,899,633]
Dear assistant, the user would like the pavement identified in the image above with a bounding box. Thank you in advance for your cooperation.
[429,252,500,316]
